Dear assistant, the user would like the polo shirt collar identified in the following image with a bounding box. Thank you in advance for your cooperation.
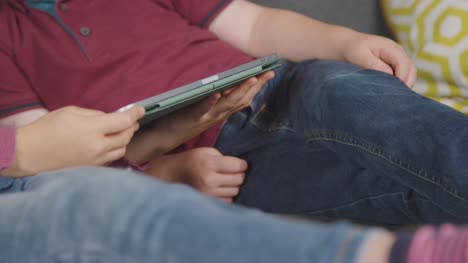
[6,0,66,14]
[25,0,58,16]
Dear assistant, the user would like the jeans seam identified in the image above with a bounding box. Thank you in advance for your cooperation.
[403,196,461,220]
[306,134,468,203]
[303,192,412,219]
[305,192,461,221]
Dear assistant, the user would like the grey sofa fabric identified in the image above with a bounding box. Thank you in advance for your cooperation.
[251,0,391,37]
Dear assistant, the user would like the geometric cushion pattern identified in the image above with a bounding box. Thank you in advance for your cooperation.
[381,0,468,114]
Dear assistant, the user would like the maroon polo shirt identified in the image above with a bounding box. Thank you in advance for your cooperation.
[0,0,253,148]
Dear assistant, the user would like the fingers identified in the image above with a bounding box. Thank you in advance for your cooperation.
[213,173,245,201]
[97,123,139,164]
[389,58,411,87]
[104,123,139,151]
[366,54,394,76]
[237,71,275,103]
[98,106,145,134]
[215,71,275,115]
[377,41,415,87]
[391,59,415,88]
[99,147,127,164]
[214,187,240,198]
[348,35,417,88]
[242,71,275,103]
[217,173,245,187]
[212,156,248,173]
[215,77,258,113]
[189,93,222,118]
[195,147,223,157]
[406,64,418,89]
[222,89,233,96]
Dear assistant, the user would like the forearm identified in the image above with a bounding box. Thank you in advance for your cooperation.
[1,125,43,177]
[0,110,49,177]
[247,8,356,62]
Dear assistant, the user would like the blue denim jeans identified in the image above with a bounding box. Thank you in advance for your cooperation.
[215,60,468,225]
[0,167,378,263]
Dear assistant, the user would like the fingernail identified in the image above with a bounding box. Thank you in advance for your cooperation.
[242,160,248,170]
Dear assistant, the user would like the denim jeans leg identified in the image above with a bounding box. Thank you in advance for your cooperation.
[0,167,378,263]
[287,60,468,221]
[216,60,468,224]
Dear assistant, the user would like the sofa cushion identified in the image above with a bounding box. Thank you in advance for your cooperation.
[382,0,468,114]
[251,0,391,36]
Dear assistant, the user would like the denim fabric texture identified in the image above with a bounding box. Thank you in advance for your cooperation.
[216,60,468,225]
[0,167,377,263]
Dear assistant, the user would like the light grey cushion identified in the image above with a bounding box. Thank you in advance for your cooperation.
[250,0,391,37]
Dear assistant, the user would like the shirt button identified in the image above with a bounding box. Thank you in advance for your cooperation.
[59,3,68,12]
[79,27,92,37]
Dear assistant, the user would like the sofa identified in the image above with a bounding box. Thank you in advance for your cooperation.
[251,0,391,37]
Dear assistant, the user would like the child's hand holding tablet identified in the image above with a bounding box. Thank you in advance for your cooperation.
[125,69,276,164]
[117,54,281,126]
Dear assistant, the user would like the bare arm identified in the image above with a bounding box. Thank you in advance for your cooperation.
[209,0,417,87]
[126,72,274,164]
[209,0,349,62]
[1,106,144,177]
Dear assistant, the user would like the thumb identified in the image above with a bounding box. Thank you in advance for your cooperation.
[98,106,145,134]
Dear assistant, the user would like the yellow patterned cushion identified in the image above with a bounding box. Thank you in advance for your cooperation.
[381,0,468,114]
